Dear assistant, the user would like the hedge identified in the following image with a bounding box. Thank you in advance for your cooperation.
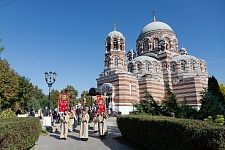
[0,117,41,150]
[117,115,225,150]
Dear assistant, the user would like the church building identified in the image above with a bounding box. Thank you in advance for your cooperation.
[96,14,208,114]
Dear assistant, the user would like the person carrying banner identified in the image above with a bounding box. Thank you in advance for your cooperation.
[79,109,89,141]
[98,111,108,139]
[60,110,69,140]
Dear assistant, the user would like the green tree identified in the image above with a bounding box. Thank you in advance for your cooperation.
[0,34,4,55]
[208,76,225,105]
[50,89,59,111]
[131,92,162,115]
[198,88,224,120]
[27,98,40,113]
[62,85,78,109]
[219,83,225,100]
[180,97,198,119]
[0,59,19,113]
[162,82,181,116]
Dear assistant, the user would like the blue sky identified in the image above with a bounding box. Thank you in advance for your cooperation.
[0,0,225,97]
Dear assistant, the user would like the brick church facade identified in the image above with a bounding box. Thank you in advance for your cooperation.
[96,15,208,114]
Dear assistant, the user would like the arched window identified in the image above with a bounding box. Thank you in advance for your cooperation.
[181,62,185,71]
[128,64,133,73]
[145,62,149,71]
[137,63,141,72]
[114,57,118,67]
[152,63,156,71]
[190,61,194,70]
[144,41,148,51]
[171,63,176,72]
[122,59,124,66]
[154,38,159,49]
[113,39,118,50]
[105,57,110,67]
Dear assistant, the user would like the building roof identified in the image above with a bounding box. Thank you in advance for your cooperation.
[132,55,160,63]
[140,21,173,36]
[107,30,124,38]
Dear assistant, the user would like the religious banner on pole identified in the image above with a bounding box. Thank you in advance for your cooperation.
[96,95,106,114]
[58,92,70,113]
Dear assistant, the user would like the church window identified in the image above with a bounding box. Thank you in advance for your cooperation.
[144,42,148,51]
[137,63,141,72]
[190,61,194,70]
[154,38,159,49]
[114,39,118,50]
[181,62,185,71]
[120,44,122,50]
[114,57,118,67]
[145,62,149,71]
[122,59,124,66]
[152,63,156,71]
[171,63,176,72]
[128,64,133,73]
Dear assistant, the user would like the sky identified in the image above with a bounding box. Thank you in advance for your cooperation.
[0,0,225,97]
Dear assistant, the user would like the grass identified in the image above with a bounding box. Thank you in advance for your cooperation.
[40,129,49,136]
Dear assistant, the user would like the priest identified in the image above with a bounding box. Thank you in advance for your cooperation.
[60,110,69,140]
[79,109,89,141]
[98,111,107,139]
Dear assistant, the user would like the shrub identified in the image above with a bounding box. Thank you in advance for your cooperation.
[117,115,225,150]
[0,108,16,119]
[0,117,41,150]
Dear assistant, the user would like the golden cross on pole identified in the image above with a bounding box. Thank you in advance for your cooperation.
[114,21,117,31]
[102,92,108,100]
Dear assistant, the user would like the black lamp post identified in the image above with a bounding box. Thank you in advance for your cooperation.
[44,71,56,116]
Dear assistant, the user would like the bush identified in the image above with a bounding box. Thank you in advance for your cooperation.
[0,117,41,150]
[0,108,16,119]
[117,115,225,150]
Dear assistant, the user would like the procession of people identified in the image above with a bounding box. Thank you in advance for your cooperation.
[57,104,110,141]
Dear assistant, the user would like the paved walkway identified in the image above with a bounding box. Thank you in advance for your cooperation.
[32,117,133,150]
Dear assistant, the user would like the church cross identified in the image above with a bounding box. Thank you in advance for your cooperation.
[114,21,117,31]
[102,92,108,100]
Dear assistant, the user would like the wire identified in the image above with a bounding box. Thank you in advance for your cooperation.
[0,0,17,9]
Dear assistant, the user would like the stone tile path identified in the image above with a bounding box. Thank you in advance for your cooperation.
[32,117,133,150]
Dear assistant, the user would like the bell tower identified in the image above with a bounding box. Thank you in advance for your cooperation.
[104,22,127,75]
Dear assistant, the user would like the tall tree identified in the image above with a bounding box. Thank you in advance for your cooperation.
[208,76,225,105]
[62,85,78,109]
[50,89,59,111]
[0,59,19,112]
[162,82,181,117]
[198,88,224,120]
[0,34,4,55]
[219,83,225,101]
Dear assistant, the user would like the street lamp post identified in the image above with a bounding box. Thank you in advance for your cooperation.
[44,71,56,116]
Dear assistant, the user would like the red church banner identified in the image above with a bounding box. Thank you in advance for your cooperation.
[96,95,106,114]
[58,92,70,113]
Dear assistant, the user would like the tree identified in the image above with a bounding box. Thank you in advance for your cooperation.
[0,34,4,55]
[198,88,224,120]
[27,98,40,113]
[62,85,78,109]
[162,82,181,116]
[219,83,225,100]
[131,91,162,115]
[0,59,19,112]
[180,97,198,119]
[208,76,225,105]
[50,89,59,111]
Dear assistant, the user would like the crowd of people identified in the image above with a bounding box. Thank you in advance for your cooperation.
[59,106,108,141]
